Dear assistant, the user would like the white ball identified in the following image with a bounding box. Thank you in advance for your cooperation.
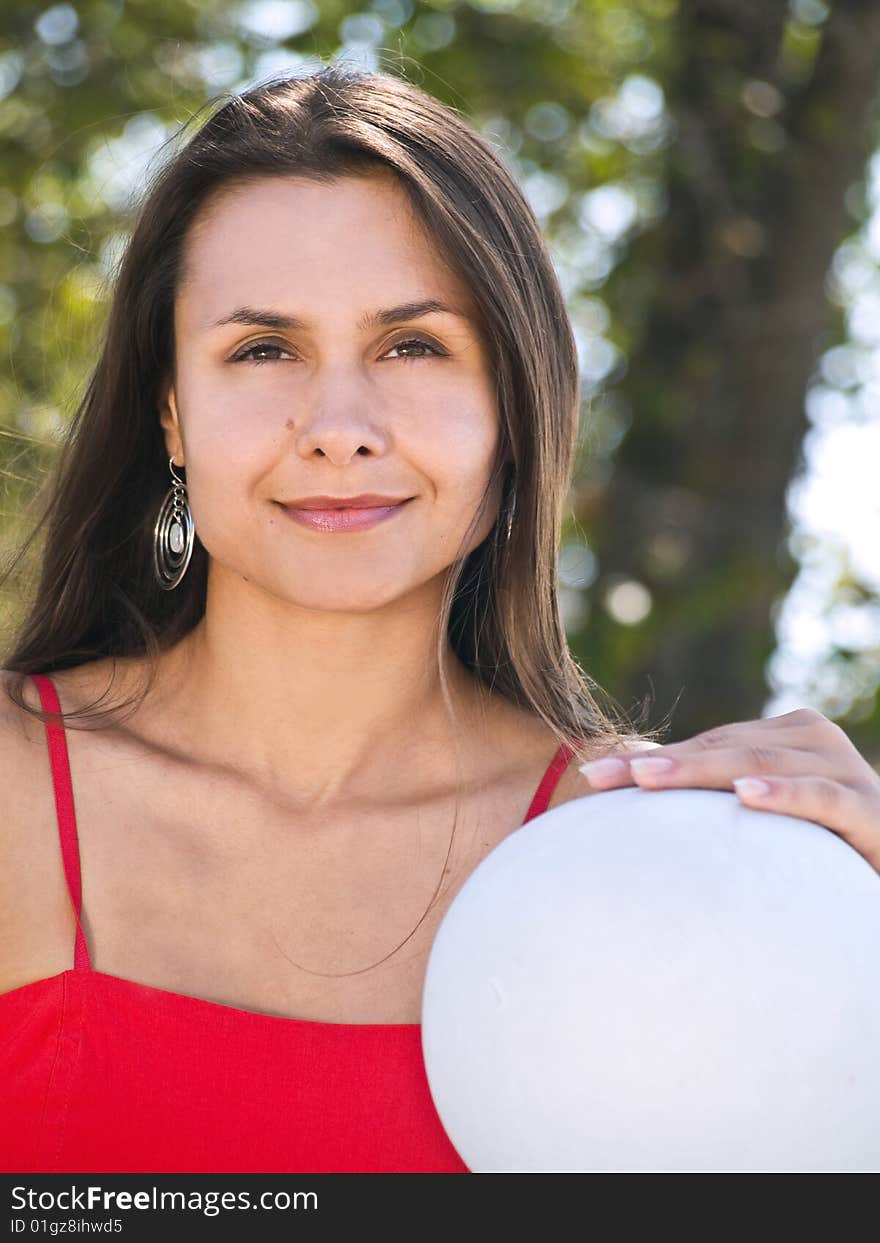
[421,787,880,1172]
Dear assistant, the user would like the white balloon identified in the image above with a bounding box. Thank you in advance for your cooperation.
[421,787,880,1172]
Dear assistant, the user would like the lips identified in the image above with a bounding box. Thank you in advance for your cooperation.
[278,498,411,533]
[283,494,412,510]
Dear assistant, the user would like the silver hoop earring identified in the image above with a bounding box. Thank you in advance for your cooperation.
[153,457,195,590]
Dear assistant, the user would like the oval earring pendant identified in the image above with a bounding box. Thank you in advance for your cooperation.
[169,521,185,554]
[153,472,195,590]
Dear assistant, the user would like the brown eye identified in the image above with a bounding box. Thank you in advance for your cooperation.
[385,337,445,360]
[231,341,295,364]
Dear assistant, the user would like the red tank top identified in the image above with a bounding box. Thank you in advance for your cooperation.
[0,673,576,1174]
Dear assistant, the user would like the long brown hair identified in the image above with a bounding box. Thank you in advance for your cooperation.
[2,64,664,765]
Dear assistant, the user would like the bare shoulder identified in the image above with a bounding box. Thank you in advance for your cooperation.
[481,690,664,818]
[0,662,108,787]
[0,668,51,808]
[0,656,130,827]
[0,667,99,993]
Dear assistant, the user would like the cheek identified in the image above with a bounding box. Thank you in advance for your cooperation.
[173,405,277,551]
[422,406,502,540]
[176,371,279,476]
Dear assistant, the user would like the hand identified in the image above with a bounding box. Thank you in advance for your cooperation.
[579,708,880,875]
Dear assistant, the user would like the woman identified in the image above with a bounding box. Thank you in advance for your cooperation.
[1,65,877,1175]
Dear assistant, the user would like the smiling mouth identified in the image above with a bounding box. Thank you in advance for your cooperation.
[276,499,412,532]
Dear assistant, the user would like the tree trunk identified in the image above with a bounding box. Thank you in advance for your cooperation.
[574,0,880,743]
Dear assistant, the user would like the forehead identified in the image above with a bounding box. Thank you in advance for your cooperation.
[177,171,478,325]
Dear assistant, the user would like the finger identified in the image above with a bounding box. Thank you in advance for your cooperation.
[578,711,833,786]
[655,712,834,759]
[685,709,850,759]
[581,741,835,792]
[577,707,841,791]
[578,754,640,789]
[732,774,880,873]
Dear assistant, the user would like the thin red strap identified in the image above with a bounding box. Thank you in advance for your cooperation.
[522,740,577,824]
[31,673,91,970]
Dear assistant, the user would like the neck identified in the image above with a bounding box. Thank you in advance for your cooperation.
[140,566,491,812]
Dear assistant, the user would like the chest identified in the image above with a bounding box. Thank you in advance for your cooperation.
[62,732,564,1024]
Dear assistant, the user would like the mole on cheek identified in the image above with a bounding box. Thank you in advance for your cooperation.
[285,418,294,430]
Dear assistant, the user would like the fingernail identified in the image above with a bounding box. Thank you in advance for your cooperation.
[630,757,675,776]
[733,777,771,798]
[579,758,628,783]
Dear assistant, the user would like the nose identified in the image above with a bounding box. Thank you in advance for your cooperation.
[289,367,390,465]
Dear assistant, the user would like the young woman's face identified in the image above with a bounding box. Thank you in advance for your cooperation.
[162,171,504,614]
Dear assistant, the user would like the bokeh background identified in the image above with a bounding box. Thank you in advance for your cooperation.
[1,0,879,765]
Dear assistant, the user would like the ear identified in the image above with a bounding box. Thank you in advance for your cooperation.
[158,376,184,466]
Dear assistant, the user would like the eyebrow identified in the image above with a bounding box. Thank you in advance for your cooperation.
[207,299,466,332]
